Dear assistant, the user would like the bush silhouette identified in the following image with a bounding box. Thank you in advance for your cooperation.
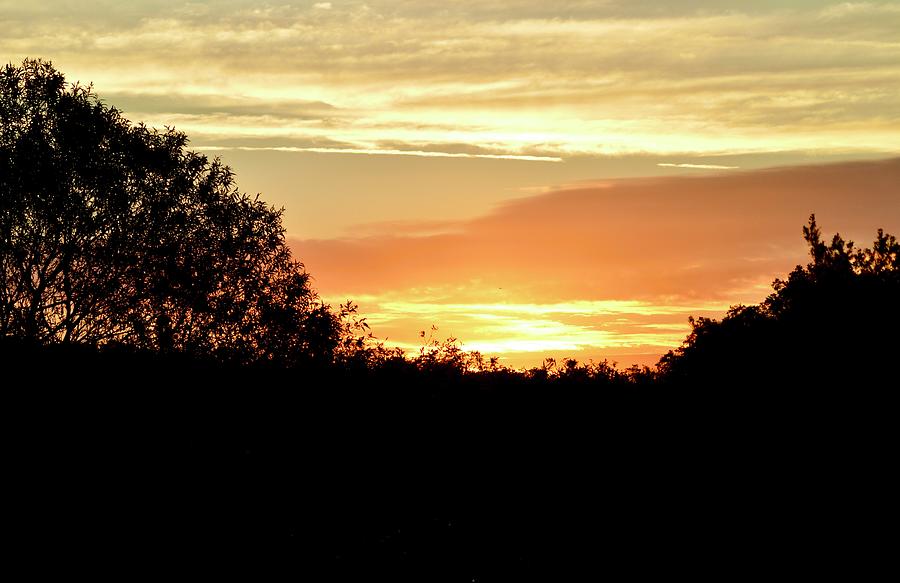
[658,214,899,387]
[0,59,337,364]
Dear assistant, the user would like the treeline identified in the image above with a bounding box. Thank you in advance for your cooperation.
[5,210,897,392]
[3,58,897,575]
[5,212,895,570]
[4,59,897,389]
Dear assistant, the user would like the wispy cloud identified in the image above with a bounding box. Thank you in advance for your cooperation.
[658,163,740,169]
[196,146,562,162]
[5,1,900,159]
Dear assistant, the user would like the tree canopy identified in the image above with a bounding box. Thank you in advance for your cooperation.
[658,214,899,386]
[0,59,337,364]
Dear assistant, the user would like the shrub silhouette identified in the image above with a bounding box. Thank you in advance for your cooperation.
[0,59,337,364]
[658,214,899,386]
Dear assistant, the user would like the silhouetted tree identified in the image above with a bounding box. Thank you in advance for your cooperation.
[658,214,899,386]
[0,59,336,364]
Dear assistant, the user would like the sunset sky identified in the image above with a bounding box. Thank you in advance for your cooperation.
[4,1,898,366]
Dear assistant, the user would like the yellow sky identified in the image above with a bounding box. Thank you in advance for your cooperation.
[4,1,899,366]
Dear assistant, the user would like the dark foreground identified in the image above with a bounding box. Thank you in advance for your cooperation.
[5,340,893,578]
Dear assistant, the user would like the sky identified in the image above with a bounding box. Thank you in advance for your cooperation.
[4,1,899,366]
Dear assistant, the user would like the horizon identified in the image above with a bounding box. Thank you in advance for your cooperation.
[4,1,899,367]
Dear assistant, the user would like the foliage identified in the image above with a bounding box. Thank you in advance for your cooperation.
[658,214,899,385]
[333,300,406,369]
[0,59,336,364]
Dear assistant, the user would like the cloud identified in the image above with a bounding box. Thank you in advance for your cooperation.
[196,146,562,162]
[296,158,900,298]
[658,163,740,169]
[101,92,338,120]
[344,219,465,237]
[292,158,900,364]
[820,2,900,20]
[4,1,899,158]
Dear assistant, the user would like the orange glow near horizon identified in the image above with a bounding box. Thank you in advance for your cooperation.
[319,296,728,368]
[295,158,900,368]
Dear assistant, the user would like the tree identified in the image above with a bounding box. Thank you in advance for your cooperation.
[658,214,899,386]
[0,59,337,364]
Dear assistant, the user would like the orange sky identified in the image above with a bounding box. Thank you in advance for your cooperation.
[293,158,900,367]
[5,1,899,366]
